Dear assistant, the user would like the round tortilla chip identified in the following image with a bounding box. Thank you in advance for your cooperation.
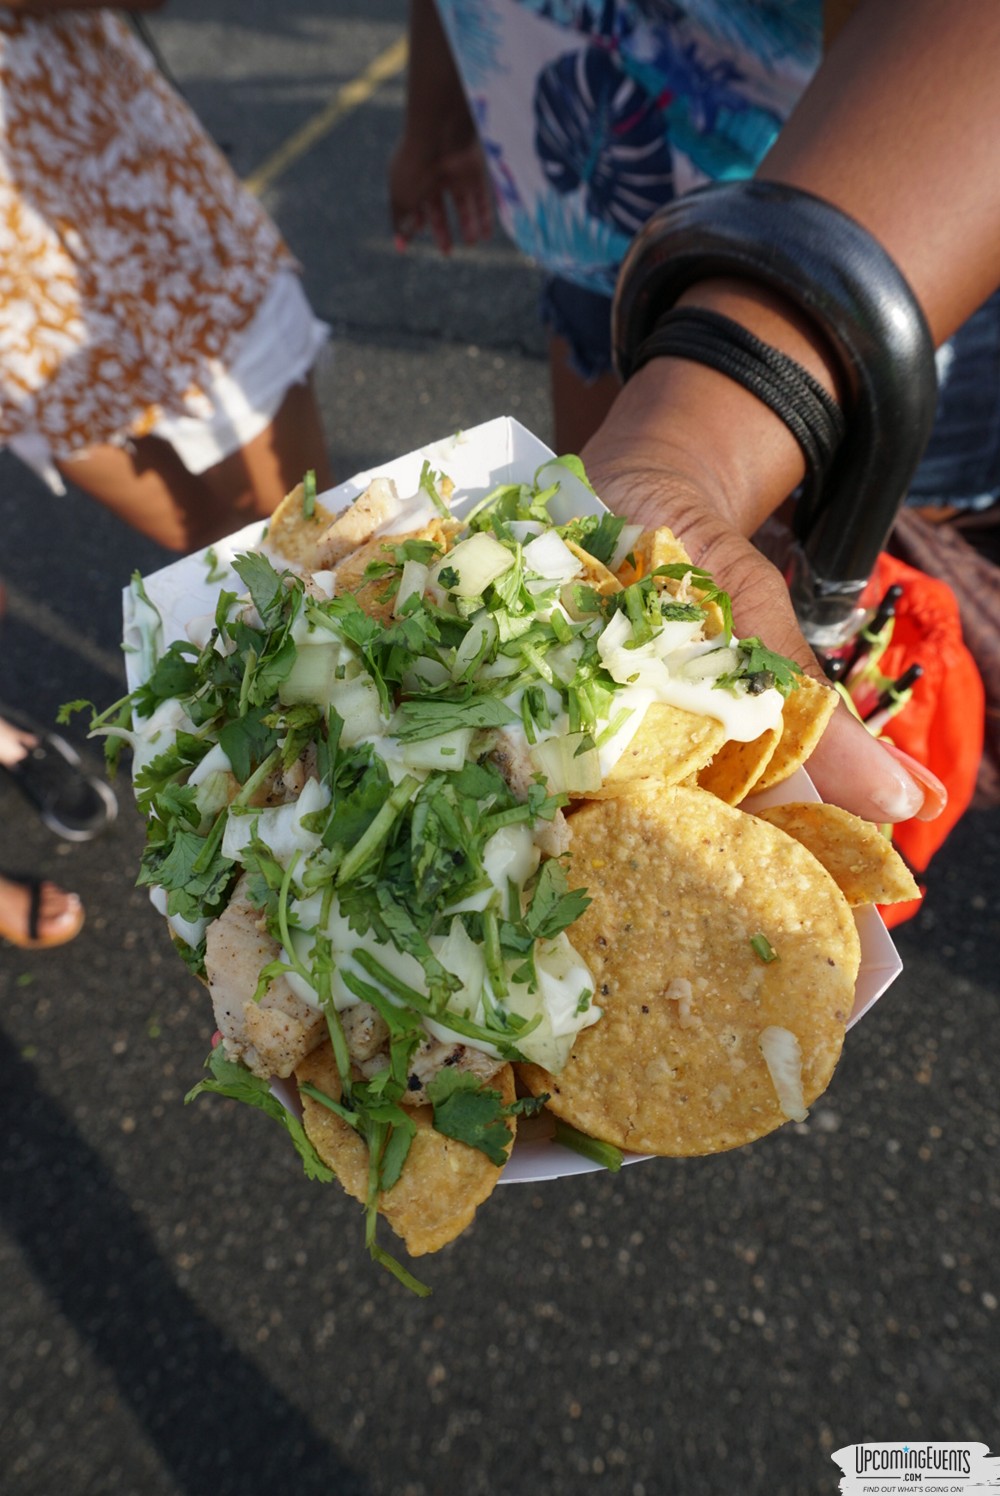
[697,726,781,805]
[577,702,726,799]
[519,786,859,1156]
[296,1043,516,1256]
[751,674,837,791]
[751,802,920,906]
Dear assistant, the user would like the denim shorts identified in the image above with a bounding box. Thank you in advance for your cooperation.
[540,274,1000,511]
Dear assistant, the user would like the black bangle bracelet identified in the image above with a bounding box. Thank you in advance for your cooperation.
[610,180,938,633]
[632,308,847,516]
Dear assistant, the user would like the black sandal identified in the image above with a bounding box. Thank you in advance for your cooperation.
[0,711,117,842]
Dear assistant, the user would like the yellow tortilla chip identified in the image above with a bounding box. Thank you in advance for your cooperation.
[265,482,337,568]
[297,1044,516,1256]
[750,673,837,791]
[637,526,693,573]
[519,785,859,1156]
[751,802,920,906]
[564,539,622,596]
[576,701,726,798]
[697,727,781,805]
[629,527,726,636]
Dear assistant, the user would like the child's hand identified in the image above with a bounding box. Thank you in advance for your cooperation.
[389,131,493,255]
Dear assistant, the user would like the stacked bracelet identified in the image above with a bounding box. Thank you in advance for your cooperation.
[631,307,846,519]
[611,180,938,637]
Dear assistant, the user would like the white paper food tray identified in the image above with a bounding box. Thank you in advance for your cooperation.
[124,416,902,1186]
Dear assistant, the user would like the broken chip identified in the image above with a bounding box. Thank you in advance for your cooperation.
[750,801,920,907]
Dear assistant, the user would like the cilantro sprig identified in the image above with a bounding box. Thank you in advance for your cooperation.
[716,638,802,698]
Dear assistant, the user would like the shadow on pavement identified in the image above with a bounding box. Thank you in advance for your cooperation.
[0,1026,369,1496]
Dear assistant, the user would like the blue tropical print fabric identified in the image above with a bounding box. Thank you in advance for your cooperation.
[435,0,822,294]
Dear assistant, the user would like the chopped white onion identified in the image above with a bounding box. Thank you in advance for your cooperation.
[759,1025,809,1123]
[400,727,473,772]
[130,697,198,785]
[311,570,336,598]
[279,640,344,708]
[221,775,330,867]
[608,522,644,575]
[150,882,209,950]
[677,645,742,683]
[530,732,602,794]
[651,619,705,658]
[328,671,386,744]
[400,655,451,693]
[452,610,498,680]
[507,520,545,544]
[432,532,515,599]
[522,529,583,584]
[546,639,584,686]
[394,559,429,617]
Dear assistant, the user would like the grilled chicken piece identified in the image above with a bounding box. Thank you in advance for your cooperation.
[340,1002,390,1062]
[205,877,324,1079]
[487,735,570,856]
[314,478,404,568]
[356,1033,506,1107]
[247,745,319,808]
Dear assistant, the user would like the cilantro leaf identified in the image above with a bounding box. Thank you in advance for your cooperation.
[426,1071,514,1165]
[393,695,519,742]
[717,638,802,698]
[524,860,591,940]
[186,1048,335,1183]
[562,512,626,566]
[232,552,289,629]
[218,704,281,782]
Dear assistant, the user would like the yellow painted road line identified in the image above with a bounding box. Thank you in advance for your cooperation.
[243,35,408,198]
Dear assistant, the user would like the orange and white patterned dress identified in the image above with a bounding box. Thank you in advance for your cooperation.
[0,10,302,467]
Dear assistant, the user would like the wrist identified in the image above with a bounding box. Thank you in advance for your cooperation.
[589,345,813,537]
[674,278,845,404]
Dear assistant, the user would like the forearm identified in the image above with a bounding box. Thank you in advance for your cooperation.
[762,0,1000,344]
[602,0,1000,542]
[404,0,473,144]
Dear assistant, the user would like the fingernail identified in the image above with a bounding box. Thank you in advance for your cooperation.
[868,770,924,823]
[878,742,948,821]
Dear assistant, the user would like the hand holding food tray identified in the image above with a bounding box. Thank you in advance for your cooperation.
[101,417,914,1291]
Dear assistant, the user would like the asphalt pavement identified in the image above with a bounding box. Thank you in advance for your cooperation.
[1,6,998,1494]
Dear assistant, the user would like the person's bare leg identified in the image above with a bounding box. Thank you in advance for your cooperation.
[57,435,223,552]
[548,333,621,456]
[199,377,333,522]
[56,377,332,553]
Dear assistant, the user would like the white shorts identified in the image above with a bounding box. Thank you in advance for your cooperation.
[9,268,329,493]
